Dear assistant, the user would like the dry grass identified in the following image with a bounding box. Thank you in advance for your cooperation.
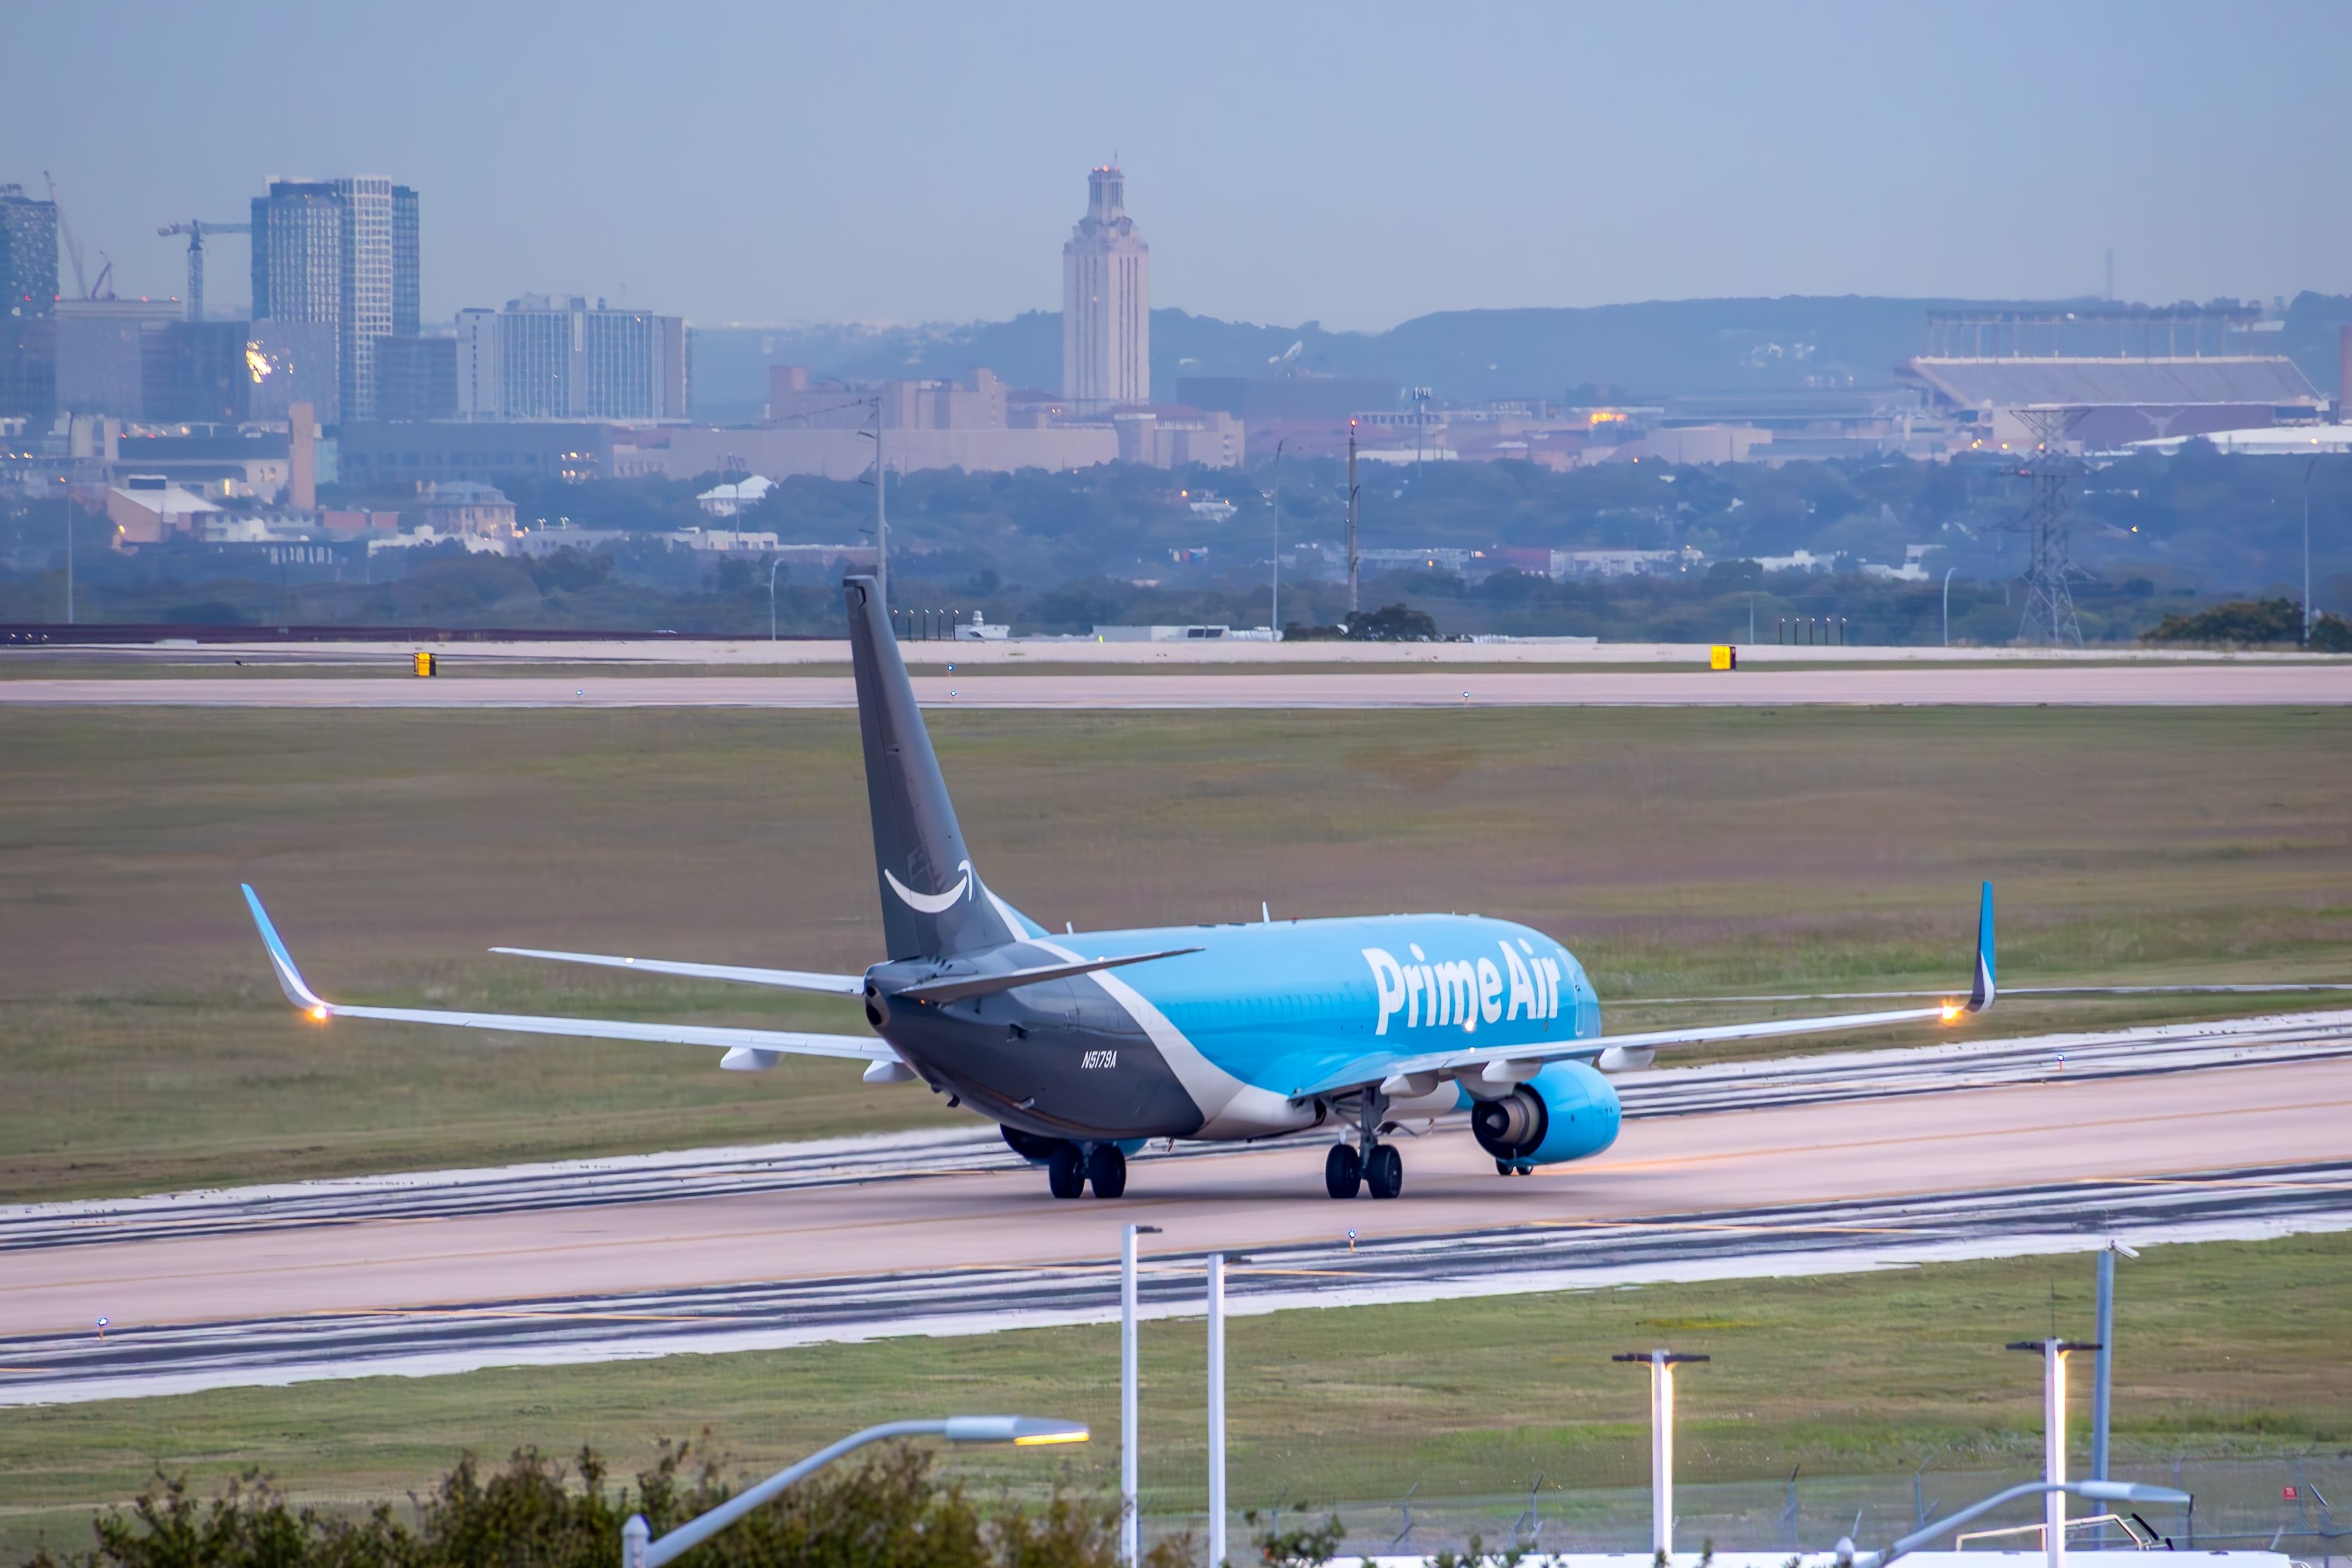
[1,1232,2345,1560]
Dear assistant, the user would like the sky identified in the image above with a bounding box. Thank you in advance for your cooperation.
[8,1,2351,331]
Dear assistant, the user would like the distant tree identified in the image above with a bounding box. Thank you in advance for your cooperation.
[2309,611,2352,653]
[2141,597,2303,647]
[1342,602,1440,641]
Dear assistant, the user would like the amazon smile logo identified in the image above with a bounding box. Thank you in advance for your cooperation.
[886,859,973,914]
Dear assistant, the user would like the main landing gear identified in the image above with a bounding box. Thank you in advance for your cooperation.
[1326,1093,1403,1200]
[1043,1140,1125,1200]
[1002,1125,1127,1200]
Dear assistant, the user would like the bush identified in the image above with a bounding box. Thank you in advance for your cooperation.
[2310,612,2352,653]
[33,1442,1162,1568]
[2140,596,2305,647]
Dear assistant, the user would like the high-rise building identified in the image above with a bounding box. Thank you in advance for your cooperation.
[392,185,419,339]
[1062,165,1149,411]
[1,184,59,320]
[453,296,688,420]
[1,184,60,419]
[249,175,419,423]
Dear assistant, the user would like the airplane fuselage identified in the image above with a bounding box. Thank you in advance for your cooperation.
[867,912,1604,1144]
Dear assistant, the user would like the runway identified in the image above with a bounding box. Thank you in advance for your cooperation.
[3,1012,2347,1405]
[9,1009,2349,1255]
[1,664,2346,708]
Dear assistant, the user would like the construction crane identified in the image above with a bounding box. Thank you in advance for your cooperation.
[157,219,250,321]
[44,172,91,300]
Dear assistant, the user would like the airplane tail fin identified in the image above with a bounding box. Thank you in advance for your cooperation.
[844,575,1033,957]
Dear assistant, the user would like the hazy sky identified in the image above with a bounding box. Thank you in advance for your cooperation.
[9,1,2349,331]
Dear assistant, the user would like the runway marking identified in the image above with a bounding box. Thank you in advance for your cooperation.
[13,1087,2336,1312]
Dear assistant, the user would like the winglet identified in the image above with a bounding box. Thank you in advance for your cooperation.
[1966,881,1996,1014]
[240,884,331,1015]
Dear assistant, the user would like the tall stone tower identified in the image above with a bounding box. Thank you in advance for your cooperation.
[1062,165,1149,411]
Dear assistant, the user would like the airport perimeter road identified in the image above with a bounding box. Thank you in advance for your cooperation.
[10,1010,2348,1253]
[0,664,2348,708]
[3,1050,2346,1403]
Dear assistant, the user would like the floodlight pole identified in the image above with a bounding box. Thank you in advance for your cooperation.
[1615,1348,1709,1559]
[1208,1253,1227,1567]
[1270,439,1285,640]
[65,503,74,625]
[1943,566,1957,647]
[2305,456,2324,648]
[1121,1224,1161,1568]
[2008,1338,2095,1568]
[768,556,782,641]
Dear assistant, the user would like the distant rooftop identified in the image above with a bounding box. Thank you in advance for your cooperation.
[1907,356,2322,410]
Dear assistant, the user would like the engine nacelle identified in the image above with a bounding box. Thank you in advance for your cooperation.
[1468,1060,1621,1166]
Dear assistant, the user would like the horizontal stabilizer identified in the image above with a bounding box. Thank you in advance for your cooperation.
[891,947,1203,1005]
[491,947,864,996]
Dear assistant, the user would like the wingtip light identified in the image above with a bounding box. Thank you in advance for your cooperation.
[308,1004,330,1023]
[1940,1000,1963,1023]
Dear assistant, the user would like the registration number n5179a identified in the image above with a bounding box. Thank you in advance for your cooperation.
[1080,1050,1118,1070]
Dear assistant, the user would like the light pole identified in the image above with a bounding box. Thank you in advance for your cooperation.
[64,502,74,626]
[2090,1239,2138,1543]
[1613,1347,1709,1559]
[619,1415,1087,1568]
[2008,1338,2095,1568]
[1270,440,1285,640]
[1943,566,1957,648]
[1121,1223,1162,1568]
[2304,456,2318,645]
[768,556,783,641]
[1208,1253,1227,1568]
[1840,1479,2190,1568]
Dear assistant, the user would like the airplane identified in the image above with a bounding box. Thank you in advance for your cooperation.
[242,573,1997,1202]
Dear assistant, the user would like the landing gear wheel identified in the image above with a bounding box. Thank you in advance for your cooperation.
[1366,1142,1404,1200]
[1324,1143,1362,1200]
[1046,1142,1085,1199]
[1085,1143,1127,1199]
[1516,1164,1534,1177]
[1495,1157,1514,1176]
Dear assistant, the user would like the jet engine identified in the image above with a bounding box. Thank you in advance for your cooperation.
[1468,1060,1621,1166]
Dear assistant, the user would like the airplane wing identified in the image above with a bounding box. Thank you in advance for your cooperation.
[241,886,894,1068]
[489,947,865,996]
[1288,882,1996,1102]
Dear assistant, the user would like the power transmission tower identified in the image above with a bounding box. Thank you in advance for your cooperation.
[2008,406,2086,647]
[1346,420,1361,617]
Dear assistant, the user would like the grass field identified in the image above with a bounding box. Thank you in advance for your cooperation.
[3,705,2349,1200]
[2,1232,2345,1560]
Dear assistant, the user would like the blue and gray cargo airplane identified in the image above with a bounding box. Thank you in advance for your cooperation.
[243,575,1996,1202]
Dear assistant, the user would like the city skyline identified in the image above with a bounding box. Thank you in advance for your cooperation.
[4,1,2352,331]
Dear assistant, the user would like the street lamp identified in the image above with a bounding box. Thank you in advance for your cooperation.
[2090,1240,2139,1545]
[1208,1253,1229,1568]
[1270,440,1285,641]
[769,555,783,642]
[1839,1479,2190,1568]
[1613,1348,1709,1559]
[619,1415,1087,1568]
[2304,456,2319,645]
[2008,1338,2095,1568]
[1121,1224,1162,1568]
[1943,566,1958,647]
